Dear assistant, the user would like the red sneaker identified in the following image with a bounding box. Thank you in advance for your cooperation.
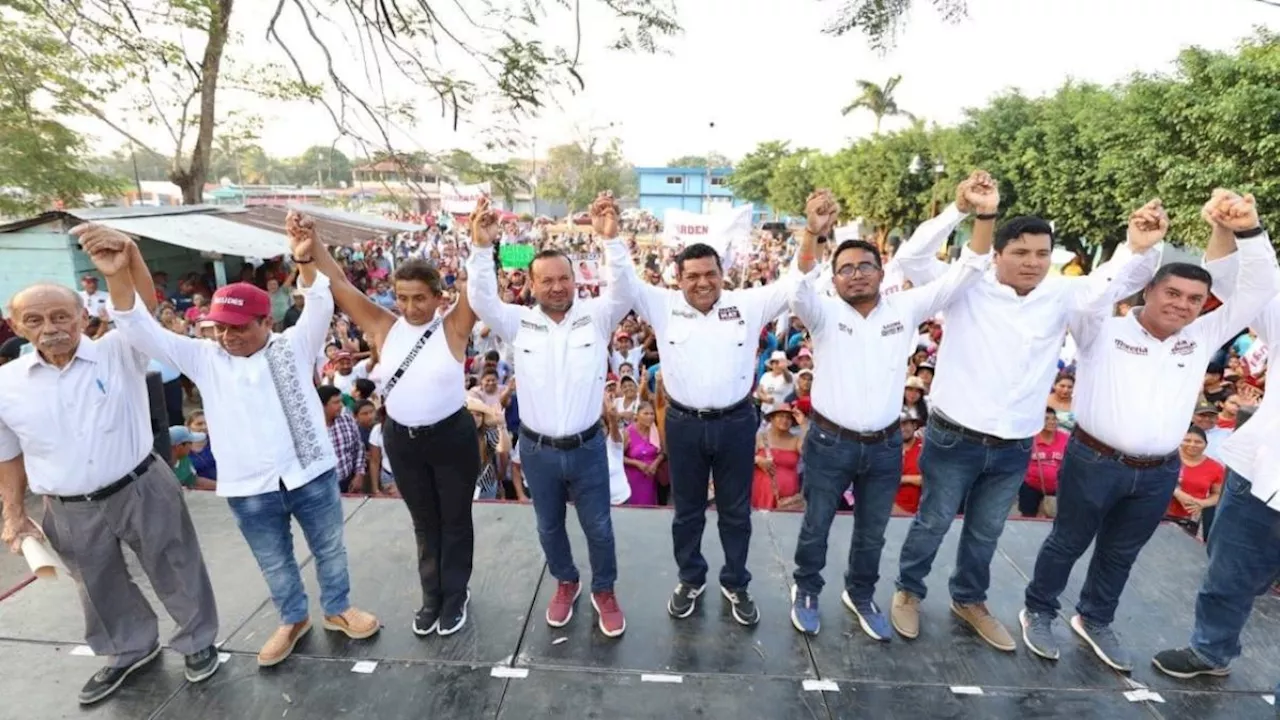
[546,581,581,627]
[591,590,626,638]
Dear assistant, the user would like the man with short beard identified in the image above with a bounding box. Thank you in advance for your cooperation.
[609,199,806,628]
[83,223,380,668]
[466,193,634,637]
[0,242,220,705]
[784,175,997,638]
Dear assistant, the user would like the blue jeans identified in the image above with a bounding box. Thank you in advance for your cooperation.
[1189,471,1280,668]
[227,470,352,624]
[521,429,617,592]
[896,420,1032,604]
[793,424,902,601]
[1024,437,1178,625]
[664,401,757,590]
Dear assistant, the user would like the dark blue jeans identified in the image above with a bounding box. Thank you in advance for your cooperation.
[521,429,617,592]
[896,419,1032,604]
[793,424,902,601]
[227,470,351,624]
[1189,470,1280,668]
[1025,437,1179,625]
[664,401,757,590]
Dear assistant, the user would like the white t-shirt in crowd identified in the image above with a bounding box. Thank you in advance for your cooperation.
[368,423,393,476]
[758,371,794,406]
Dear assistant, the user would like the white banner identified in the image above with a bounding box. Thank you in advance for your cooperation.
[439,182,491,215]
[1243,339,1268,376]
[661,204,754,266]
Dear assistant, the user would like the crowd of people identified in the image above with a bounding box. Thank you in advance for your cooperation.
[0,171,1278,707]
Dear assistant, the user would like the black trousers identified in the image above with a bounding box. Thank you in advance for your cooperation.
[383,408,480,609]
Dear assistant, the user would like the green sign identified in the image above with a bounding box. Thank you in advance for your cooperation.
[499,243,536,269]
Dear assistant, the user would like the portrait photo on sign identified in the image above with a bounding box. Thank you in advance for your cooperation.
[575,256,600,286]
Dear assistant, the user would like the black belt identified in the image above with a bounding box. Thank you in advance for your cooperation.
[519,421,601,450]
[930,414,1022,447]
[667,395,752,420]
[388,407,467,439]
[1072,427,1177,469]
[810,411,900,444]
[58,455,157,503]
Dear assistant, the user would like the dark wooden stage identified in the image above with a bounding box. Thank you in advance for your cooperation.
[0,495,1276,719]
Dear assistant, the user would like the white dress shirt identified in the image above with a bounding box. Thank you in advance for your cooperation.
[1202,252,1280,510]
[80,289,111,316]
[111,274,337,497]
[792,246,991,432]
[1070,234,1279,455]
[0,333,154,495]
[466,239,633,437]
[614,259,799,410]
[610,346,644,375]
[894,203,1164,439]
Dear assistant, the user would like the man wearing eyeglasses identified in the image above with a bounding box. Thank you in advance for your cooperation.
[784,172,997,638]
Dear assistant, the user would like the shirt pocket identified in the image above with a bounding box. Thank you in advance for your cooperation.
[567,326,605,382]
[512,331,551,388]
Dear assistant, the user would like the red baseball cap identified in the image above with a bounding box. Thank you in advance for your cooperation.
[205,283,271,326]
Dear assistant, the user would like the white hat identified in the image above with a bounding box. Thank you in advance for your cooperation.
[769,350,788,364]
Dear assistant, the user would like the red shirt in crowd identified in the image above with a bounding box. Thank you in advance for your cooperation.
[1026,429,1069,495]
[895,440,923,513]
[1167,459,1225,519]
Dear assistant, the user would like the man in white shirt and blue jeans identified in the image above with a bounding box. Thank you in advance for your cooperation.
[81,224,381,669]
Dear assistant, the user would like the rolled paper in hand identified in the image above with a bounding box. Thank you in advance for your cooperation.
[21,536,67,580]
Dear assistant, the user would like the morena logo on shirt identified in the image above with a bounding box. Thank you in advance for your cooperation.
[837,322,853,335]
[1113,338,1149,356]
[1171,339,1198,356]
[880,321,905,337]
[519,319,548,333]
[672,309,697,319]
[571,316,592,329]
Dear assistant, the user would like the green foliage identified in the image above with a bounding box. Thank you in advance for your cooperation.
[538,139,635,211]
[765,151,820,216]
[823,0,968,51]
[726,141,792,207]
[665,153,732,168]
[840,75,913,133]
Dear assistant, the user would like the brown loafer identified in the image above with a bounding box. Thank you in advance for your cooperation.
[323,607,381,640]
[258,619,311,667]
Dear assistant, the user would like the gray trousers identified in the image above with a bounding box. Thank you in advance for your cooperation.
[41,456,219,667]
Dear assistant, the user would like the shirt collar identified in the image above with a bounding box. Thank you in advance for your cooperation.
[27,336,99,372]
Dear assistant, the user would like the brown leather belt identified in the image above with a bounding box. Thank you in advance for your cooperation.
[1072,427,1177,469]
[810,411,900,444]
[930,413,1021,447]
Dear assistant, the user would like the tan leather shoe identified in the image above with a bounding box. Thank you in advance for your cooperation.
[323,607,381,640]
[891,590,920,639]
[258,619,311,667]
[952,601,1016,652]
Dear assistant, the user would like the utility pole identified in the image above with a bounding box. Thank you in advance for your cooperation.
[704,121,715,213]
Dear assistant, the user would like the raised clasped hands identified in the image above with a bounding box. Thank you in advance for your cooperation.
[963,170,1000,215]
[1127,199,1169,251]
[285,210,317,260]
[70,223,133,277]
[590,191,620,239]
[469,195,501,248]
[1206,190,1260,232]
[804,189,839,236]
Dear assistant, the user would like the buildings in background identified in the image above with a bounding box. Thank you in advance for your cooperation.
[635,167,773,224]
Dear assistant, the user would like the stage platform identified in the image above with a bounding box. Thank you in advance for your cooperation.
[0,494,1276,719]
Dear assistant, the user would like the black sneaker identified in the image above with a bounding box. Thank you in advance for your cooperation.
[184,645,220,683]
[667,582,705,619]
[721,586,760,626]
[437,589,471,636]
[413,605,442,637]
[1152,647,1231,679]
[78,644,161,705]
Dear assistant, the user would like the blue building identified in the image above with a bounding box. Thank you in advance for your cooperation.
[636,167,771,224]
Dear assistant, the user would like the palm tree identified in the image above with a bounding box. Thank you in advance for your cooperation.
[841,75,914,133]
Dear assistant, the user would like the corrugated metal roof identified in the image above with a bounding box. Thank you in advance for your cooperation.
[63,204,228,221]
[221,205,415,248]
[287,204,428,233]
[94,213,288,259]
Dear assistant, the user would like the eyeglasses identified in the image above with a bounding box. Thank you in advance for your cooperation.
[834,262,882,278]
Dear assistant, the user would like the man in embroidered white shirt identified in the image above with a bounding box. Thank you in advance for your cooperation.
[1152,191,1280,683]
[81,225,381,669]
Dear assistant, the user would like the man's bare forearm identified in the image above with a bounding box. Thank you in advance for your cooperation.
[0,457,29,522]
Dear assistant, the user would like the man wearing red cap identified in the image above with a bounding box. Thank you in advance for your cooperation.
[82,224,381,669]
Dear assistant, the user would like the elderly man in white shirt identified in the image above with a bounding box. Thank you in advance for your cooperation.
[608,205,804,630]
[466,193,633,638]
[1152,195,1280,683]
[785,175,997,640]
[81,224,380,669]
[1019,191,1280,671]
[887,194,1166,652]
[0,240,220,706]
